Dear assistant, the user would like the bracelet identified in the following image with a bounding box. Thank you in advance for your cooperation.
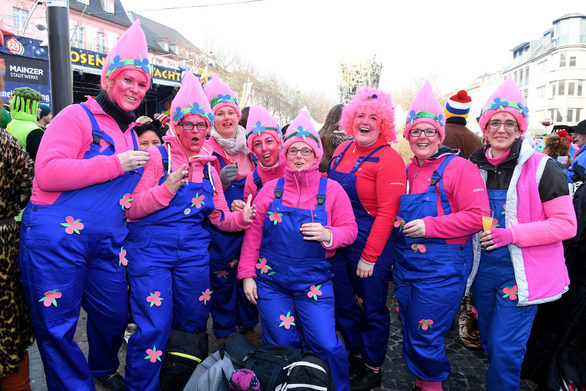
[359,258,373,266]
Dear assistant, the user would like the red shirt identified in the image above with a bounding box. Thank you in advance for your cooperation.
[329,139,406,263]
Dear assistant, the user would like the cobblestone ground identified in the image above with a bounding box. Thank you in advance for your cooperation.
[28,284,537,391]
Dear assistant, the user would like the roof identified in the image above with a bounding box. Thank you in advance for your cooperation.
[69,0,133,27]
[128,12,201,55]
[553,12,586,24]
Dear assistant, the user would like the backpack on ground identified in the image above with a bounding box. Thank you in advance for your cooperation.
[220,332,257,368]
[275,352,334,391]
[160,328,209,391]
[241,345,303,390]
[182,349,235,391]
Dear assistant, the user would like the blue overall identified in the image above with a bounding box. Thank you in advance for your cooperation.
[255,177,349,391]
[327,141,394,368]
[18,104,142,390]
[471,189,538,391]
[392,156,472,381]
[206,153,258,337]
[124,146,216,391]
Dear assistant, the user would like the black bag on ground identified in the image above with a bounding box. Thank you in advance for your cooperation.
[219,332,256,368]
[241,344,303,390]
[160,328,209,391]
[276,351,334,391]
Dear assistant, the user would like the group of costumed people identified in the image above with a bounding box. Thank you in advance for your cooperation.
[4,18,580,391]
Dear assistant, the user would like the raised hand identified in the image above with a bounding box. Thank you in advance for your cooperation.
[242,194,256,223]
[164,164,188,193]
[117,150,149,172]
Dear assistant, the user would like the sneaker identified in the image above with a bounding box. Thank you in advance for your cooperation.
[95,372,125,391]
[349,365,381,391]
[348,354,365,378]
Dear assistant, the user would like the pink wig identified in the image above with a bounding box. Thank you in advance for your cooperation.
[338,87,396,143]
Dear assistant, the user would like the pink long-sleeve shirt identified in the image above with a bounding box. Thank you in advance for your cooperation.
[237,165,358,279]
[31,98,134,205]
[126,134,249,231]
[206,134,255,187]
[406,150,489,244]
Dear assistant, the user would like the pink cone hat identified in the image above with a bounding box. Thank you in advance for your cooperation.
[404,81,445,142]
[101,20,151,90]
[478,78,529,134]
[204,77,241,118]
[246,105,282,152]
[170,72,214,129]
[281,108,322,165]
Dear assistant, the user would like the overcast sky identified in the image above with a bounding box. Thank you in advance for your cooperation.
[120,0,585,100]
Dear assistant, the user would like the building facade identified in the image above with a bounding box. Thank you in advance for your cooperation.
[468,13,586,136]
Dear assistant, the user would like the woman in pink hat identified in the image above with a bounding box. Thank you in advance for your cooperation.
[204,77,258,343]
[238,109,358,391]
[123,72,255,391]
[469,78,576,390]
[241,105,286,202]
[393,82,488,391]
[18,21,151,390]
[327,87,405,389]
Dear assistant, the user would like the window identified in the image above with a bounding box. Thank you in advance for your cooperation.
[72,27,84,47]
[157,40,169,52]
[567,108,583,123]
[12,8,28,31]
[525,68,529,86]
[549,109,563,123]
[539,60,547,73]
[558,81,565,96]
[513,71,518,84]
[537,86,545,99]
[519,70,523,87]
[551,83,556,97]
[581,18,586,43]
[556,19,570,44]
[102,0,114,13]
[568,82,575,96]
[578,82,583,97]
[560,53,566,67]
[96,32,105,52]
[569,56,576,67]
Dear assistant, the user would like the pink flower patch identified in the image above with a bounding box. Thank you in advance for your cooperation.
[191,193,205,209]
[119,193,133,210]
[279,312,296,329]
[39,289,62,307]
[229,259,238,268]
[307,285,322,301]
[418,319,434,330]
[502,285,518,301]
[467,304,478,318]
[395,305,400,313]
[60,216,84,235]
[502,204,507,215]
[268,211,282,225]
[199,289,212,305]
[119,247,128,266]
[216,270,229,279]
[256,258,275,275]
[144,346,163,363]
[147,291,164,307]
[393,216,405,231]
[411,243,427,253]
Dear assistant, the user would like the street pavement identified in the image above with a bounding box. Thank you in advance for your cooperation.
[28,287,537,391]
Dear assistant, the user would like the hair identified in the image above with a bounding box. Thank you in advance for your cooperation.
[543,132,571,160]
[318,104,345,172]
[134,119,166,143]
[239,106,250,128]
[339,87,396,143]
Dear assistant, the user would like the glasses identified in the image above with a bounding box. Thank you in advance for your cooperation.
[486,120,518,131]
[180,121,208,131]
[287,147,313,156]
[409,128,438,138]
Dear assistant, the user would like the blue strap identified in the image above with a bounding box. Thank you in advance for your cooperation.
[79,104,104,146]
[427,155,456,215]
[274,177,284,200]
[253,170,263,190]
[316,177,327,207]
[157,144,169,172]
[330,141,353,171]
[350,145,389,174]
